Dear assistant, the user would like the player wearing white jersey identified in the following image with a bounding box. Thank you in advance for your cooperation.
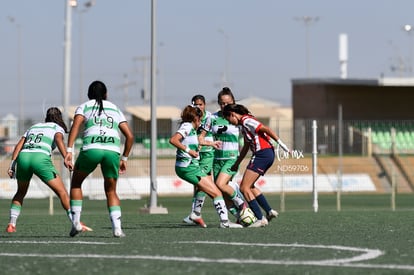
[64,80,134,238]
[75,100,124,153]
[199,88,246,219]
[5,107,91,234]
[182,95,215,227]
[170,105,242,228]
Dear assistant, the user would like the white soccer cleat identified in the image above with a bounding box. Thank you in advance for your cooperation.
[69,222,83,237]
[113,228,126,238]
[80,222,93,232]
[248,217,269,228]
[183,215,196,225]
[266,209,279,221]
[219,221,243,228]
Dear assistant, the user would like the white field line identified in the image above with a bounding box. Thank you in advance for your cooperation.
[0,241,117,245]
[0,241,413,271]
[184,241,383,264]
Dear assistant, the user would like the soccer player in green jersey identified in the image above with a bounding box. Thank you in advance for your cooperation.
[182,95,215,227]
[170,105,242,228]
[199,87,246,219]
[6,107,90,234]
[64,80,134,237]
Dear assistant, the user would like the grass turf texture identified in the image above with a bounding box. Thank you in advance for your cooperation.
[0,194,413,275]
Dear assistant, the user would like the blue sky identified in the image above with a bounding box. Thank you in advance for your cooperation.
[1,0,414,119]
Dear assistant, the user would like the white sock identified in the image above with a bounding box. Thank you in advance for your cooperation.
[192,192,206,215]
[230,190,245,208]
[213,196,229,222]
[109,206,122,230]
[70,200,82,224]
[9,204,21,225]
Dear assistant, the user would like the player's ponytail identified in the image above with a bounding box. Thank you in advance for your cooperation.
[88,80,107,116]
[45,107,68,133]
[217,87,236,105]
[180,105,201,125]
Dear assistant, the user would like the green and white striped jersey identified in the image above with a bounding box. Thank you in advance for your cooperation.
[199,110,214,153]
[20,122,65,156]
[209,111,239,160]
[175,122,199,167]
[75,99,126,154]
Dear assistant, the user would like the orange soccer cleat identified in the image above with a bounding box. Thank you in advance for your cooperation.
[6,223,16,233]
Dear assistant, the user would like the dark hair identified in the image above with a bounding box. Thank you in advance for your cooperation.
[180,105,202,124]
[45,107,68,133]
[222,104,251,119]
[87,80,107,115]
[217,87,235,105]
[191,94,206,105]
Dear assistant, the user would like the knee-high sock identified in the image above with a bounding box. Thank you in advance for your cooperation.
[248,199,263,220]
[192,191,206,215]
[9,203,21,225]
[109,205,122,230]
[255,193,272,213]
[70,200,83,224]
[213,196,229,222]
[230,190,245,208]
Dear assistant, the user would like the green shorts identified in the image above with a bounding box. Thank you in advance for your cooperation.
[75,149,120,179]
[175,160,207,185]
[199,151,214,175]
[213,158,238,180]
[16,152,59,182]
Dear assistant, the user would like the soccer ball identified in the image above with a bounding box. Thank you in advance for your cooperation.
[239,207,257,226]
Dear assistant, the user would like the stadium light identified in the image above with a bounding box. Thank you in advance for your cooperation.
[404,24,413,32]
[402,24,414,75]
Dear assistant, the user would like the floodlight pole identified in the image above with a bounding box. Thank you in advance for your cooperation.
[149,0,158,210]
[77,0,96,103]
[63,0,75,126]
[132,56,150,103]
[56,0,76,215]
[218,28,230,87]
[295,16,319,77]
[141,0,168,214]
[8,17,24,135]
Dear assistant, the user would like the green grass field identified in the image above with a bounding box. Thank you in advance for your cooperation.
[0,194,413,274]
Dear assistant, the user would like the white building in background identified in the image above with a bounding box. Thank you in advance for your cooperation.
[0,114,18,139]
